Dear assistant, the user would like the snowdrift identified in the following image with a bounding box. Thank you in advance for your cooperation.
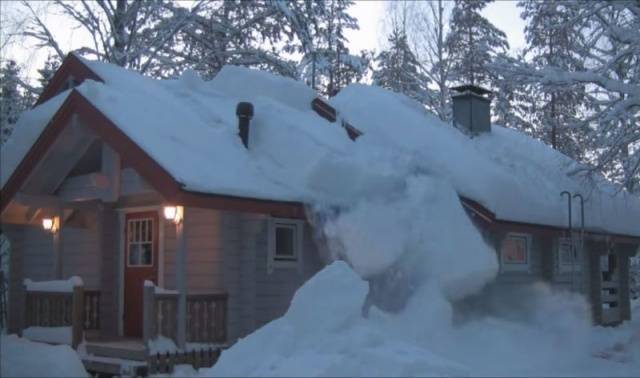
[0,334,88,377]
[198,263,639,377]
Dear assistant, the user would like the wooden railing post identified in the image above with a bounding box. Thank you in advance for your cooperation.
[143,283,155,346]
[71,284,84,349]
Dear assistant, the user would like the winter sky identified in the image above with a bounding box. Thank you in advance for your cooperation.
[347,1,525,52]
[3,0,525,80]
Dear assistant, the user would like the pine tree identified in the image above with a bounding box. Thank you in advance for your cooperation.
[0,60,28,143]
[518,0,587,157]
[176,1,297,79]
[373,28,430,102]
[445,0,509,87]
[37,55,61,93]
[286,0,368,96]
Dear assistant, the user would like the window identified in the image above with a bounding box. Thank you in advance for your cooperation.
[500,233,530,271]
[558,237,581,273]
[127,218,154,267]
[268,218,304,273]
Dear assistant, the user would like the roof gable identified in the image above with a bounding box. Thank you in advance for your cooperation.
[1,89,304,218]
[36,53,103,106]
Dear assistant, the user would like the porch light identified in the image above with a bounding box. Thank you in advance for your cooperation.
[163,206,183,224]
[42,217,59,233]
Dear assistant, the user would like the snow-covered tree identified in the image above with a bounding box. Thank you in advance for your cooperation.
[445,0,509,87]
[175,1,297,79]
[494,1,639,192]
[373,28,430,102]
[512,0,588,158]
[36,54,61,93]
[383,0,455,120]
[21,0,198,75]
[282,0,368,96]
[0,60,29,143]
[413,0,454,120]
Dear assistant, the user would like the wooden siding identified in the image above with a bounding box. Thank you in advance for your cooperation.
[163,208,225,293]
[61,217,100,288]
[21,226,55,282]
[5,226,24,333]
[99,205,120,336]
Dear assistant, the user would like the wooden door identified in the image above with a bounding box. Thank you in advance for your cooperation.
[123,211,159,337]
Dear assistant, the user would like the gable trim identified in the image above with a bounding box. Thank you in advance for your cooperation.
[35,53,103,106]
[1,90,306,218]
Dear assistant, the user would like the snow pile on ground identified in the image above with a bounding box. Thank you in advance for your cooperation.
[0,334,87,377]
[22,326,72,345]
[184,262,639,377]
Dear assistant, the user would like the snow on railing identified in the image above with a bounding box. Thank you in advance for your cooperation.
[24,276,83,293]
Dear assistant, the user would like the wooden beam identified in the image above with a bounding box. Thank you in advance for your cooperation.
[175,208,187,349]
[101,143,121,202]
[25,207,41,223]
[57,172,110,202]
[52,212,63,279]
[14,192,98,210]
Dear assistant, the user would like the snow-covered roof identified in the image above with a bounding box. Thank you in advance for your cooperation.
[1,57,639,237]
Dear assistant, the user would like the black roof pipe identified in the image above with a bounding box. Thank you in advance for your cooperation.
[236,102,254,149]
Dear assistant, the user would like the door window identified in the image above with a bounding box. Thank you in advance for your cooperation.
[127,218,154,267]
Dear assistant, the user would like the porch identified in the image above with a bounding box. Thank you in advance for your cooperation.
[20,277,227,375]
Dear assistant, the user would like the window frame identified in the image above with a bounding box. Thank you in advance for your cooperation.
[267,217,304,273]
[500,233,531,272]
[126,217,155,268]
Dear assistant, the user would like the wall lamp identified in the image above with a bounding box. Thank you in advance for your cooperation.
[42,216,60,233]
[163,205,184,224]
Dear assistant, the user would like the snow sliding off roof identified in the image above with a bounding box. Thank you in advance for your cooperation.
[1,57,639,236]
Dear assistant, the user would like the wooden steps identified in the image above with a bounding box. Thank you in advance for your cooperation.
[82,338,224,376]
[85,339,147,361]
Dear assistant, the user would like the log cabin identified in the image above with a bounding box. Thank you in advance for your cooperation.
[1,53,638,374]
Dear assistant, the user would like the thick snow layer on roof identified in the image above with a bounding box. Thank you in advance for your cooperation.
[2,57,638,236]
[330,84,640,236]
[76,58,352,202]
[0,90,70,188]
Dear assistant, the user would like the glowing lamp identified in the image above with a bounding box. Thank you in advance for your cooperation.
[163,206,183,224]
[42,217,59,233]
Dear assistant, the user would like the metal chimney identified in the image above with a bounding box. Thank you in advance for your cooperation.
[236,102,254,148]
[451,85,492,135]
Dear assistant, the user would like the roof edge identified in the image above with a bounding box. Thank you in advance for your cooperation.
[35,53,103,106]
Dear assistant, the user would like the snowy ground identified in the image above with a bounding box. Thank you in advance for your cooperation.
[164,264,640,377]
[0,334,87,377]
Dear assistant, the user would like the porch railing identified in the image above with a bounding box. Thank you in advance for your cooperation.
[22,279,101,349]
[23,281,84,349]
[83,290,101,330]
[143,285,228,346]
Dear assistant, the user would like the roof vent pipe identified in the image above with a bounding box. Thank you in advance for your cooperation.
[236,102,254,148]
[451,85,492,135]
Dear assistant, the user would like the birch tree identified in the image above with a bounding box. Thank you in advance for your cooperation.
[20,0,199,75]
